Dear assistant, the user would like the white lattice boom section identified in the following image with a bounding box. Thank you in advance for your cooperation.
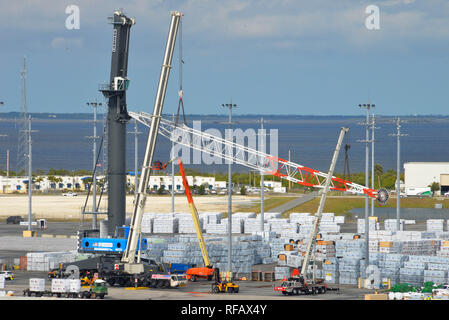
[129,111,384,201]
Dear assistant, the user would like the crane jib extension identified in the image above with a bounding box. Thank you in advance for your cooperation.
[128,112,389,205]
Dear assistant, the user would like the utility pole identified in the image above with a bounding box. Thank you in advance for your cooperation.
[0,102,8,191]
[222,100,237,277]
[17,57,28,175]
[87,99,102,229]
[288,150,292,191]
[259,117,268,233]
[22,116,38,231]
[370,114,379,217]
[389,118,407,231]
[358,102,374,269]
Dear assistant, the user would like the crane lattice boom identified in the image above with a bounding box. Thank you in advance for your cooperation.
[128,112,388,203]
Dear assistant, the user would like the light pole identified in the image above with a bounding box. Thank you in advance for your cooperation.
[358,102,374,269]
[21,116,37,231]
[222,100,237,277]
[87,99,102,229]
[258,117,268,232]
[389,118,407,231]
[370,114,379,217]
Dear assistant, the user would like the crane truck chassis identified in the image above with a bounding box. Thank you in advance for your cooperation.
[274,277,327,296]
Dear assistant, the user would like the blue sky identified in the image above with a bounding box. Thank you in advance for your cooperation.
[0,0,449,116]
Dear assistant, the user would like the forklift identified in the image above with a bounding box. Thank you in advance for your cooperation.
[211,268,239,294]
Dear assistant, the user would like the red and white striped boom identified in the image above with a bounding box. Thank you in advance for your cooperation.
[128,112,388,204]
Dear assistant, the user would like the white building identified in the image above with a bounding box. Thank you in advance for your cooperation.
[404,162,449,195]
[126,174,219,192]
[0,175,98,194]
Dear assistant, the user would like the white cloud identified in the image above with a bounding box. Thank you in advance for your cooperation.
[1,0,448,53]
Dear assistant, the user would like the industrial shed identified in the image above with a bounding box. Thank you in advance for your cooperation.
[404,162,449,195]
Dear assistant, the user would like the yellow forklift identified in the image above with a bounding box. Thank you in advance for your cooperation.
[211,268,239,294]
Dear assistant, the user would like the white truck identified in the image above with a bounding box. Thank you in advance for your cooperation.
[433,284,449,296]
[149,273,187,288]
[405,187,431,198]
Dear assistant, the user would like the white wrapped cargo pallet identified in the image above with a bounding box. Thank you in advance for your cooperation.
[262,212,282,220]
[205,223,227,234]
[423,270,447,284]
[152,216,178,234]
[334,216,345,224]
[69,279,81,293]
[176,213,205,234]
[51,278,70,293]
[357,219,377,233]
[274,266,291,280]
[0,276,4,290]
[233,212,256,219]
[427,219,444,232]
[384,219,404,231]
[243,218,270,233]
[199,212,222,224]
[268,219,291,235]
[220,218,243,233]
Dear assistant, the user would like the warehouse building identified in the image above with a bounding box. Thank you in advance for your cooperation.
[404,162,449,195]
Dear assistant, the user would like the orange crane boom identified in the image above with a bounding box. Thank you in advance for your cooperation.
[177,158,215,282]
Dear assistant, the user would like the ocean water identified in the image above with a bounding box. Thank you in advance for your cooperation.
[0,114,448,175]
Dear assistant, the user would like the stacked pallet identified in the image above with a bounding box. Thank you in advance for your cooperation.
[401,240,440,256]
[357,219,377,233]
[338,258,361,285]
[199,212,222,225]
[26,251,77,272]
[336,239,366,259]
[176,213,205,234]
[274,266,291,280]
[322,258,339,284]
[145,237,169,261]
[268,218,291,234]
[158,234,271,277]
[243,218,269,233]
[384,219,404,231]
[141,213,157,233]
[220,218,244,233]
[427,219,444,232]
[437,240,449,257]
[152,214,179,233]
[205,223,228,234]
[262,212,282,220]
[315,241,336,258]
[378,241,402,254]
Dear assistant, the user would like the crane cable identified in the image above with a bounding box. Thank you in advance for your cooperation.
[175,18,187,126]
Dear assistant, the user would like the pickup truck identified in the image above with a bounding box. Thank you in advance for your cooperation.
[62,192,77,197]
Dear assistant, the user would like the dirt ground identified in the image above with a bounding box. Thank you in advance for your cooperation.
[0,194,258,221]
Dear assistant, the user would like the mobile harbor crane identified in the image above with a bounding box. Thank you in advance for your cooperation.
[64,11,186,289]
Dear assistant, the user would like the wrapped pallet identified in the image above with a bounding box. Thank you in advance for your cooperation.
[29,278,45,292]
[51,278,70,293]
[69,279,81,293]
